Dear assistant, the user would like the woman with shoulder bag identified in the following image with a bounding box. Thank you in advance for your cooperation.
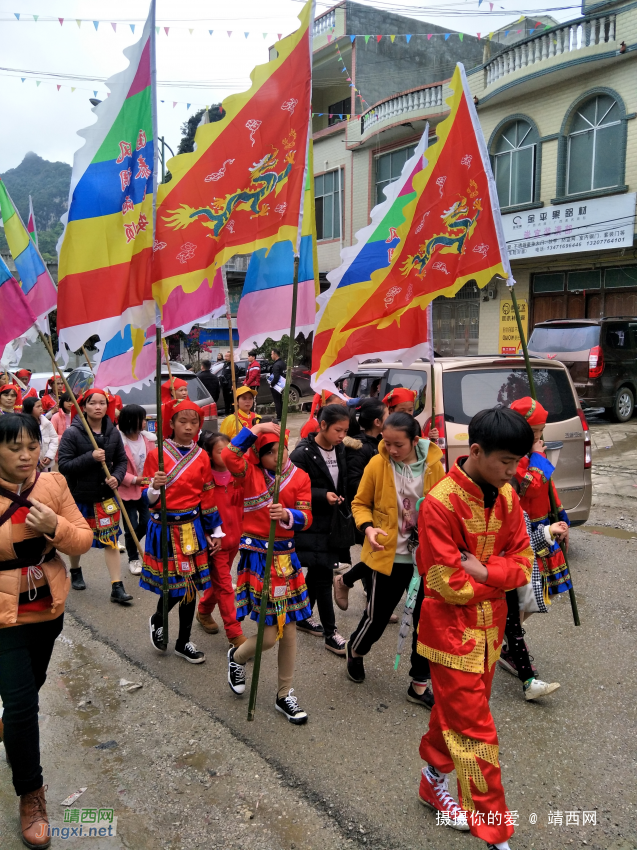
[57,389,130,602]
[0,413,93,848]
[290,404,353,656]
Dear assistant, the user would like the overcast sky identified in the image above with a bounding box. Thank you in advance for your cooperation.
[0,0,580,175]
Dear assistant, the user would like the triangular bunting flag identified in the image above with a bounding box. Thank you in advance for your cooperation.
[390,35,395,42]
[71,87,76,92]
[263,32,268,38]
[93,21,99,30]
[535,21,542,27]
[58,17,64,25]
[350,34,355,42]
[57,84,61,91]
[427,34,432,40]
[406,34,412,43]
[173,101,177,107]
[347,77,351,81]
[209,29,213,35]
[459,33,464,40]
[244,32,249,38]
[477,32,481,39]
[155,26,159,33]
[277,33,282,40]
[21,77,25,82]
[93,90,98,97]
[111,22,117,32]
[364,35,370,43]
[376,35,382,42]
[327,34,332,42]
[164,26,169,35]
[14,13,19,20]
[189,28,194,35]
[187,103,191,109]
[36,81,41,87]
[445,33,450,40]
[227,30,232,37]
[76,19,82,27]
[505,30,509,36]
[33,14,38,21]
[518,15,525,22]
[489,3,493,10]
[130,24,135,33]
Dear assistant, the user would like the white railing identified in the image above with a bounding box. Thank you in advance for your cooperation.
[361,84,444,135]
[485,14,616,86]
[313,9,336,36]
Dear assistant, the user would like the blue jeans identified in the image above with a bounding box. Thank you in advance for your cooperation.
[122,497,150,561]
[0,615,63,795]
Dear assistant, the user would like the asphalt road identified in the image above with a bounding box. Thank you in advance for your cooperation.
[1,413,636,850]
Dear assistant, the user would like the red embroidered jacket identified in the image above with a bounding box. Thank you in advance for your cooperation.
[417,462,533,674]
[222,427,312,541]
[143,441,220,530]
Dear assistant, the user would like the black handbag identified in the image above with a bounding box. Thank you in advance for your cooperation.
[329,503,355,550]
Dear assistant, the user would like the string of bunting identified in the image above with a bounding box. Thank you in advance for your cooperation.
[6,12,554,40]
[333,40,369,110]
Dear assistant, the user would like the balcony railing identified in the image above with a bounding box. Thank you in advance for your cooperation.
[361,84,444,136]
[485,13,616,86]
[313,9,336,36]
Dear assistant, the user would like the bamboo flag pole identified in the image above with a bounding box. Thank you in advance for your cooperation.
[82,344,95,375]
[37,329,145,560]
[247,256,300,722]
[161,338,175,398]
[155,324,171,650]
[509,286,580,627]
[221,266,241,434]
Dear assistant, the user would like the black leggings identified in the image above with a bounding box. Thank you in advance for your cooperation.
[504,589,535,683]
[152,595,196,647]
[0,615,63,795]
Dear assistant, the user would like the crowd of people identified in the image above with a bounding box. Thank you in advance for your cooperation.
[0,362,573,850]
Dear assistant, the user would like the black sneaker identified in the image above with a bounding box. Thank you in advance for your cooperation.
[227,646,246,695]
[296,617,324,637]
[325,630,347,656]
[174,641,205,664]
[275,689,308,725]
[346,640,365,683]
[149,616,166,653]
[70,567,86,590]
[407,682,435,710]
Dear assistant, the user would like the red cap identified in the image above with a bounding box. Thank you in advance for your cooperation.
[383,387,417,408]
[510,397,548,427]
[249,429,290,464]
[162,398,204,439]
[161,377,188,404]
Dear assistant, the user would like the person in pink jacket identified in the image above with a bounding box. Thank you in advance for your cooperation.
[50,393,74,459]
[118,405,154,576]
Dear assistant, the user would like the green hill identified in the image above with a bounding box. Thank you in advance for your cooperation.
[0,152,71,263]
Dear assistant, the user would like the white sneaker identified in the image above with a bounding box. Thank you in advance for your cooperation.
[128,559,142,575]
[524,678,560,701]
[118,541,126,553]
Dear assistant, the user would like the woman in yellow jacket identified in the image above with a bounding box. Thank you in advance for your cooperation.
[346,412,445,707]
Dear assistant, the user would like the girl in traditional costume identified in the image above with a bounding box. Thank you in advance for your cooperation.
[219,385,260,439]
[142,399,223,664]
[223,422,312,724]
[0,384,21,415]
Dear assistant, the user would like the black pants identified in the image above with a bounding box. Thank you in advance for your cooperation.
[122,497,150,562]
[152,595,196,647]
[300,549,338,637]
[221,386,233,416]
[0,615,63,795]
[350,562,430,681]
[343,561,371,594]
[504,589,534,683]
[270,387,283,420]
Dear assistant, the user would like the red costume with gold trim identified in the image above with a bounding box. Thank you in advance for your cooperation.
[416,461,533,845]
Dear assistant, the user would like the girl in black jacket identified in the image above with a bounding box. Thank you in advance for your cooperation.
[58,389,130,603]
[289,405,352,656]
[335,398,388,611]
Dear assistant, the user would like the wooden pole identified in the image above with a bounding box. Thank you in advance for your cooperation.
[221,267,241,434]
[82,344,95,375]
[155,325,171,649]
[509,286,580,627]
[162,338,175,398]
[37,330,145,560]
[247,256,299,722]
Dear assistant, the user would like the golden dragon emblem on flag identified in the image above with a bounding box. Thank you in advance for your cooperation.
[162,134,296,240]
[401,192,482,279]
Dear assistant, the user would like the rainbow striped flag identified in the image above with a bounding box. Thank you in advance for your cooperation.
[0,179,57,324]
[236,140,319,351]
[57,0,156,374]
[152,0,313,315]
[0,255,37,350]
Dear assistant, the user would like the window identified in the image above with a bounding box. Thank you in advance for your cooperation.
[604,267,637,288]
[384,368,427,415]
[567,95,622,195]
[493,119,539,208]
[328,97,351,127]
[315,170,342,240]
[533,273,564,293]
[528,324,600,353]
[567,270,601,291]
[375,146,416,207]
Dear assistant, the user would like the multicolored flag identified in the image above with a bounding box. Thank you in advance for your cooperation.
[27,196,38,247]
[0,179,57,324]
[57,0,156,371]
[236,140,319,351]
[311,63,512,393]
[152,0,314,316]
[0,254,37,350]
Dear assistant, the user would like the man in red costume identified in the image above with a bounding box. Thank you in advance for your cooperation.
[416,407,534,849]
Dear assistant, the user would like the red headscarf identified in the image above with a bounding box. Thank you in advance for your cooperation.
[383,387,417,409]
[72,388,117,423]
[249,429,290,465]
[161,377,188,404]
[300,391,344,439]
[162,398,204,439]
[0,383,23,410]
[510,397,548,428]
[15,368,31,381]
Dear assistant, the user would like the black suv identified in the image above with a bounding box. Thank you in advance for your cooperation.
[528,317,637,421]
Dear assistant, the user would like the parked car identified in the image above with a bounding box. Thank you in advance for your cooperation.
[528,317,637,422]
[210,358,313,406]
[65,366,217,434]
[336,355,591,526]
